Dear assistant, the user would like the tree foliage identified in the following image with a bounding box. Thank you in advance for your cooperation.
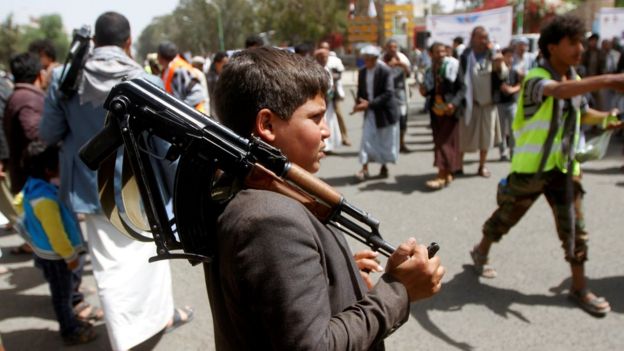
[136,0,350,60]
[0,14,69,69]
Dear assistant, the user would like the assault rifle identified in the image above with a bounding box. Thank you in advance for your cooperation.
[79,78,438,263]
[58,25,92,98]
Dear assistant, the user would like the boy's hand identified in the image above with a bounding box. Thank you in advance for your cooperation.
[351,98,369,114]
[67,257,80,271]
[385,238,445,302]
[354,249,383,290]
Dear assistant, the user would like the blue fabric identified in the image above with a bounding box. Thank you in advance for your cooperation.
[22,177,84,259]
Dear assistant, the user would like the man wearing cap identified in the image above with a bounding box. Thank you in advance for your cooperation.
[352,45,400,181]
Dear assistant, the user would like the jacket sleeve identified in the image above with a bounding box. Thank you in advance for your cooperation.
[17,103,41,141]
[39,68,69,145]
[221,194,409,350]
[452,55,468,109]
[33,198,77,262]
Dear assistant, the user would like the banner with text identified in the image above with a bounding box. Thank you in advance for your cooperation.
[598,7,624,43]
[426,6,513,49]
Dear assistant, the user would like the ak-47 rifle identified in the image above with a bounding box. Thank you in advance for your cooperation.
[79,77,438,263]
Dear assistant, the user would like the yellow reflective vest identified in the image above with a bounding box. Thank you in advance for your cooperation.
[511,67,580,176]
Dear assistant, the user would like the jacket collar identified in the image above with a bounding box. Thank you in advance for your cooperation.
[14,83,44,97]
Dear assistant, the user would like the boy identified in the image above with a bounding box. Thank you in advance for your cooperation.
[18,141,96,345]
[470,14,623,317]
[209,46,444,350]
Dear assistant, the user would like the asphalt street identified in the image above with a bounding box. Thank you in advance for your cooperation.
[1,79,623,351]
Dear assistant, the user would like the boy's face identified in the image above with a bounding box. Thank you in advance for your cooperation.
[549,36,584,66]
[264,94,329,173]
[503,52,513,66]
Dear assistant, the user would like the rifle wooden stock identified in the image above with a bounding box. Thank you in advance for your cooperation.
[283,163,343,207]
[245,164,335,222]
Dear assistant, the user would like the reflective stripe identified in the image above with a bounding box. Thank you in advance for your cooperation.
[514,142,561,155]
[514,120,551,136]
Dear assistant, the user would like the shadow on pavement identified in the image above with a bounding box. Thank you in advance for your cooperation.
[0,250,36,264]
[357,174,438,194]
[0,266,56,322]
[2,324,110,351]
[581,166,623,175]
[405,139,433,145]
[409,131,433,137]
[410,265,624,351]
[322,175,358,187]
[327,151,360,158]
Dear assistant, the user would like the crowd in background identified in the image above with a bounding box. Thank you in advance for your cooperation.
[0,10,623,350]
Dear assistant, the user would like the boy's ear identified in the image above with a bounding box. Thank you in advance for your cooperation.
[254,108,277,142]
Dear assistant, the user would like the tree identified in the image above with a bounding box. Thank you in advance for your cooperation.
[136,0,352,58]
[0,15,21,69]
[0,13,69,69]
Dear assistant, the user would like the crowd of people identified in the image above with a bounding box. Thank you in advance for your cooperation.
[0,9,623,351]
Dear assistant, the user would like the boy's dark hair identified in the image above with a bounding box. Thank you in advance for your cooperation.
[28,39,57,61]
[501,47,513,55]
[244,35,264,48]
[212,51,228,63]
[453,36,463,45]
[294,43,313,56]
[9,53,41,84]
[428,42,445,53]
[94,11,131,47]
[158,41,178,61]
[23,141,59,180]
[538,14,585,59]
[214,47,329,137]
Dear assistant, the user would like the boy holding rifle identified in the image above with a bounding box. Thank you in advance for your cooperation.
[208,46,445,350]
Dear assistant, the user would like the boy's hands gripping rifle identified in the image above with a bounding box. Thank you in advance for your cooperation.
[80,78,438,263]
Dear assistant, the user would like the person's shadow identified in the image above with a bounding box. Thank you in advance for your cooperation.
[410,265,624,351]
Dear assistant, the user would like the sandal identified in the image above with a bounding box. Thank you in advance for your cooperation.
[74,301,104,322]
[63,323,97,345]
[165,306,194,334]
[11,243,33,255]
[470,246,497,278]
[478,166,491,178]
[568,288,611,317]
[425,177,448,190]
[354,169,369,182]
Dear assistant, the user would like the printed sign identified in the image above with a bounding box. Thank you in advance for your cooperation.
[426,6,513,49]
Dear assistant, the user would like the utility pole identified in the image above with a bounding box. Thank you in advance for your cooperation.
[206,1,225,51]
[516,0,525,35]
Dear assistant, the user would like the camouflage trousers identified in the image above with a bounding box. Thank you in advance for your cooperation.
[482,170,588,264]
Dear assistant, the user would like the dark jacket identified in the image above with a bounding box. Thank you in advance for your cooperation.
[4,83,44,194]
[206,189,409,351]
[422,59,464,115]
[357,63,399,128]
[0,76,12,161]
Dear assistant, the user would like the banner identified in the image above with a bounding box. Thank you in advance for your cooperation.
[598,7,624,43]
[426,6,513,49]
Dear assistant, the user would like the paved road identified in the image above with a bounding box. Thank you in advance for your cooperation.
[1,81,623,351]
